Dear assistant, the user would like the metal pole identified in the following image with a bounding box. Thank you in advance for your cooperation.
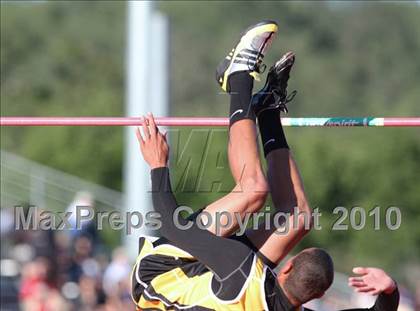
[124,1,153,260]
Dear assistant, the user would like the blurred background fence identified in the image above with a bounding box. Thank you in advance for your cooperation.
[1,150,122,212]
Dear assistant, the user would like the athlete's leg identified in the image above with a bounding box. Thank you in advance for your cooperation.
[200,21,279,236]
[245,148,312,265]
[204,73,268,236]
[244,53,313,265]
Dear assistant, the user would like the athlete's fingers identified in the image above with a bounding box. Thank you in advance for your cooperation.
[355,286,376,293]
[147,113,157,136]
[349,276,364,282]
[142,116,150,140]
[348,278,367,288]
[140,121,149,143]
[162,131,168,142]
[352,267,369,275]
[348,278,366,285]
[136,127,145,145]
[349,281,367,288]
[139,127,147,145]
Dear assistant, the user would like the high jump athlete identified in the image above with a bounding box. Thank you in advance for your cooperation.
[131,21,400,311]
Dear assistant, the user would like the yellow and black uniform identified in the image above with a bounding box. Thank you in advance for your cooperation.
[131,167,296,311]
[131,168,400,311]
[131,237,272,310]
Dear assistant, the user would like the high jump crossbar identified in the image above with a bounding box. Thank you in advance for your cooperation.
[1,117,420,127]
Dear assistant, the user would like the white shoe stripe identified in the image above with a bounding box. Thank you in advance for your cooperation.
[233,58,257,65]
[237,52,258,61]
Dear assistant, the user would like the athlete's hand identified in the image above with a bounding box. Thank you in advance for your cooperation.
[348,267,396,295]
[136,113,169,169]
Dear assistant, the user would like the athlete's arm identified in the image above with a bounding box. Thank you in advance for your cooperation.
[343,267,399,311]
[137,114,254,285]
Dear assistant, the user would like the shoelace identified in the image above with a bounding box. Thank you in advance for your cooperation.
[248,59,267,82]
[273,89,297,113]
[256,59,267,74]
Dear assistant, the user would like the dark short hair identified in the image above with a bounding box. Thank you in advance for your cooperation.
[284,248,334,304]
